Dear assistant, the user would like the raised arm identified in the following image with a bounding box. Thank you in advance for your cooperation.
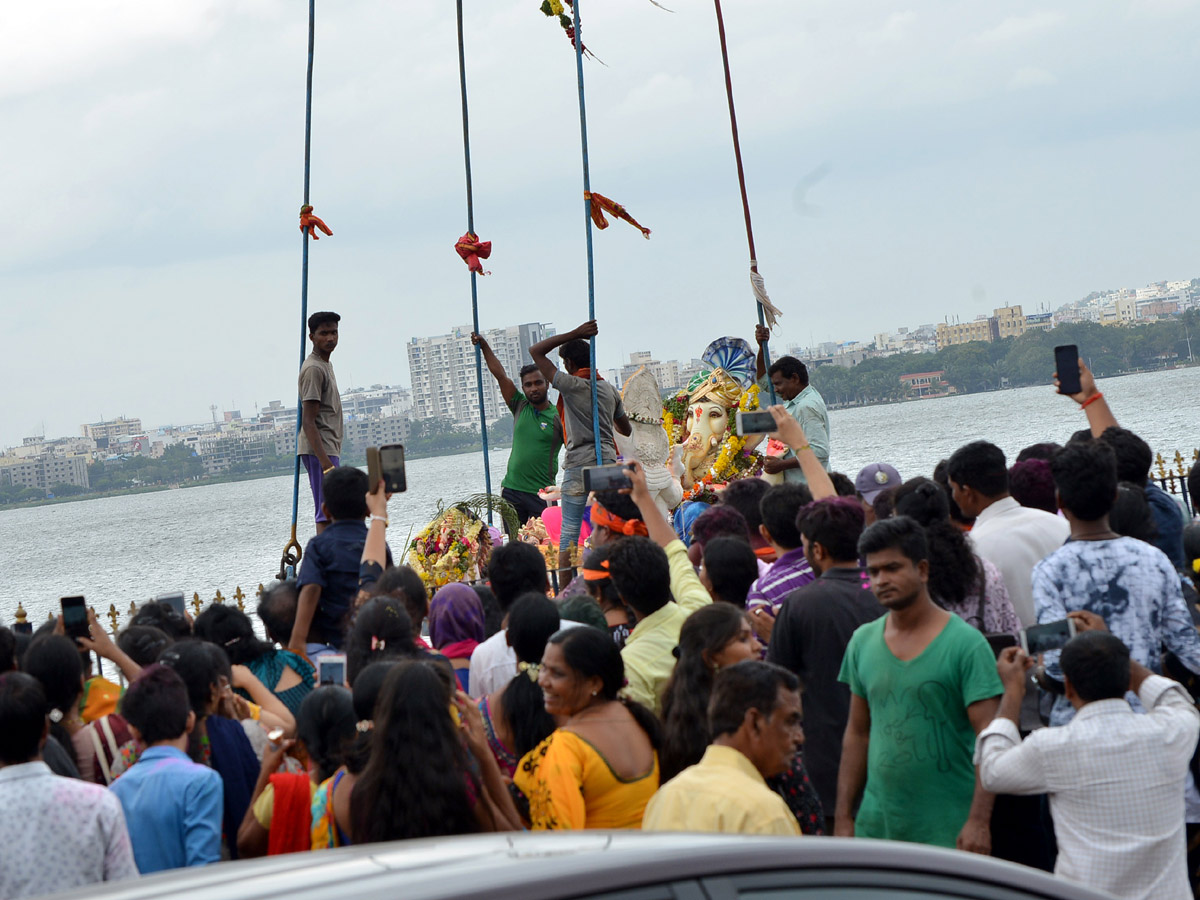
[471,333,516,406]
[623,460,681,549]
[1055,358,1119,438]
[754,324,771,380]
[766,405,836,499]
[529,320,598,384]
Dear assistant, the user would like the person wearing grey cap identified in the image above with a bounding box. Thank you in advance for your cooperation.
[855,463,901,526]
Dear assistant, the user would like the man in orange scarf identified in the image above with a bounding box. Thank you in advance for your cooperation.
[530,320,632,575]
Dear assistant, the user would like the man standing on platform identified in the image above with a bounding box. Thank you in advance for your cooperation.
[754,324,830,482]
[471,332,563,534]
[529,320,631,572]
[297,311,343,534]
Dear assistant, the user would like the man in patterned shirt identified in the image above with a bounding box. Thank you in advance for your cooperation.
[0,672,138,897]
[1034,440,1200,727]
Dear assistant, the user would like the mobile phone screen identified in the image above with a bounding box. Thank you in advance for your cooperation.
[736,410,777,436]
[1021,619,1076,655]
[583,464,631,493]
[318,656,346,686]
[1054,345,1081,395]
[155,592,186,617]
[60,596,89,641]
[379,445,407,494]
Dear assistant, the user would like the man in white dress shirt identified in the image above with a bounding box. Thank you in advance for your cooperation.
[946,440,1069,628]
[978,613,1200,900]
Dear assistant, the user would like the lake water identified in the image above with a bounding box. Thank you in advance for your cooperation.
[3,367,1196,627]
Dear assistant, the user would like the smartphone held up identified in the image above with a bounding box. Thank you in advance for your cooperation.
[1054,345,1082,396]
[583,464,631,493]
[735,410,777,436]
[367,445,407,494]
[1019,618,1078,656]
[60,596,90,642]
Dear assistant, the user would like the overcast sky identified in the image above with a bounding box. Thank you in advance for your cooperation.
[3,0,1198,447]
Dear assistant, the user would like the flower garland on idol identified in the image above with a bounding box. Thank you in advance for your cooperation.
[406,506,486,591]
[679,383,764,504]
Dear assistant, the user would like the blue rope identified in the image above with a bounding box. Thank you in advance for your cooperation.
[286,0,317,571]
[571,0,602,466]
[456,0,493,525]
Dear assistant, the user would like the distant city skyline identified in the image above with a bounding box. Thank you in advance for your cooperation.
[6,5,1200,448]
[4,269,1195,451]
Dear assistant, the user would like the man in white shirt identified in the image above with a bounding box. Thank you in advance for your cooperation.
[947,439,1068,869]
[947,440,1069,628]
[469,542,583,698]
[0,672,138,897]
[977,614,1200,900]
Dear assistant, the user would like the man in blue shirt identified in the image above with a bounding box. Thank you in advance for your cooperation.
[754,325,830,483]
[289,466,392,657]
[110,665,222,873]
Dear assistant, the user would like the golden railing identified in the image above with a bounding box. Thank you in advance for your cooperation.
[11,584,267,637]
[1154,449,1198,508]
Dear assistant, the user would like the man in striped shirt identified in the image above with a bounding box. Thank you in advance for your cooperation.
[747,484,814,644]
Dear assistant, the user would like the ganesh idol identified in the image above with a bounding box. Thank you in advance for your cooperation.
[665,337,766,508]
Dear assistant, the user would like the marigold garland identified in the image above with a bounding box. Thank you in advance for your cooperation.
[406,507,486,591]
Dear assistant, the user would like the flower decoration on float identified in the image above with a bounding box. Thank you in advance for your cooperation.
[406,505,486,591]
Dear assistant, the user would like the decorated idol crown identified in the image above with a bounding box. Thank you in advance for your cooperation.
[686,337,757,408]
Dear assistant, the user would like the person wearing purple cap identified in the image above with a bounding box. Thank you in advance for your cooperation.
[855,463,901,526]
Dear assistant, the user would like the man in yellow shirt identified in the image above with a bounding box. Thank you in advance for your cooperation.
[613,462,713,716]
[643,660,804,835]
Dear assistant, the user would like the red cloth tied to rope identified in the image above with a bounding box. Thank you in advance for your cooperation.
[585,192,651,239]
[299,205,332,240]
[455,232,492,275]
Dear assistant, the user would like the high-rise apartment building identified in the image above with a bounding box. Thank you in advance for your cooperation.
[407,323,554,424]
[81,417,143,448]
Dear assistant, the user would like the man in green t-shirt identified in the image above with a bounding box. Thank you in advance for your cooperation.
[835,516,1002,852]
[472,332,563,535]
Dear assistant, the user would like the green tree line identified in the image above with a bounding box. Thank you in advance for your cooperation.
[811,311,1199,406]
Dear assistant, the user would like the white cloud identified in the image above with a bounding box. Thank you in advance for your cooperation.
[861,10,917,47]
[976,11,1066,43]
[614,73,695,117]
[1009,66,1058,89]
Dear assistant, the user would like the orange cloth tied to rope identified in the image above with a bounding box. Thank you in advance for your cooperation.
[585,192,651,239]
[455,232,492,275]
[591,503,650,537]
[299,205,332,240]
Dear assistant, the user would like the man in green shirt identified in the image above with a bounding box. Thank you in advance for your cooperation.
[835,516,1002,852]
[472,332,563,535]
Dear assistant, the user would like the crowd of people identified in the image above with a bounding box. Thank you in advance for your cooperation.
[2,312,1200,900]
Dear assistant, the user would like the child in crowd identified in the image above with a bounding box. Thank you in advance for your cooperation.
[289,467,391,659]
[109,665,223,873]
